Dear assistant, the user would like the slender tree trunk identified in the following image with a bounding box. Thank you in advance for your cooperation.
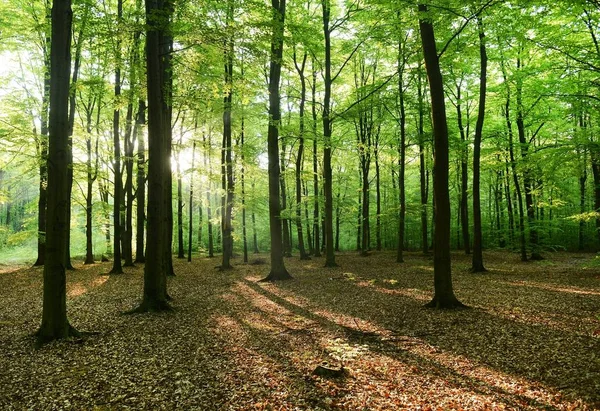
[397,32,406,263]
[205,131,214,257]
[304,180,313,254]
[84,97,98,265]
[37,0,78,344]
[375,145,381,251]
[252,180,259,254]
[188,141,195,262]
[109,0,124,275]
[579,142,587,251]
[135,100,146,263]
[419,4,464,309]
[220,5,235,270]
[321,0,337,267]
[471,16,487,273]
[122,101,135,267]
[417,64,428,255]
[241,117,249,263]
[262,0,291,281]
[456,84,471,254]
[294,49,310,260]
[177,131,185,259]
[280,137,292,257]
[311,56,321,257]
[516,56,542,260]
[34,52,50,267]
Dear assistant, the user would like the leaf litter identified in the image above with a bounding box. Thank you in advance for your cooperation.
[0,250,598,410]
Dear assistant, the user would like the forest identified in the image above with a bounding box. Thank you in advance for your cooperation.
[0,0,599,409]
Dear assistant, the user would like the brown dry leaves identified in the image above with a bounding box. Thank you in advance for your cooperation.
[0,251,599,410]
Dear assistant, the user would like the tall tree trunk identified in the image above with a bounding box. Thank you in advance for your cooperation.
[252,180,259,253]
[129,0,172,312]
[417,63,428,255]
[294,48,310,260]
[205,131,214,258]
[84,95,99,265]
[135,100,146,263]
[122,101,135,267]
[311,56,321,257]
[321,0,337,267]
[456,84,471,255]
[241,117,249,263]
[304,181,313,254]
[37,0,78,344]
[34,47,50,267]
[419,4,464,309]
[109,0,124,275]
[471,16,487,273]
[177,130,185,259]
[579,140,587,251]
[188,141,195,262]
[280,136,292,257]
[397,30,407,263]
[221,2,235,269]
[516,55,542,260]
[262,0,291,281]
[375,144,381,251]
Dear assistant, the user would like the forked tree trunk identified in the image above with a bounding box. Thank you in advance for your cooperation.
[262,0,291,281]
[419,4,464,309]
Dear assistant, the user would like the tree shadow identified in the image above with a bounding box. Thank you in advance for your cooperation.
[241,254,600,408]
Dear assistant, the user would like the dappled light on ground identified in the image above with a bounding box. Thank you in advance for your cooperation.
[0,251,598,409]
[67,275,109,297]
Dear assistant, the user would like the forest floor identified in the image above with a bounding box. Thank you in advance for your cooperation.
[0,250,599,410]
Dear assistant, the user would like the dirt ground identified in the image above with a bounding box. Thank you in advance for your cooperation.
[0,250,599,410]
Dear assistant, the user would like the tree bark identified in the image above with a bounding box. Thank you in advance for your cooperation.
[188,141,195,262]
[311,56,321,257]
[109,0,124,275]
[294,48,310,260]
[37,0,79,345]
[321,0,337,267]
[471,16,487,273]
[262,0,292,281]
[220,2,235,270]
[419,4,464,309]
[128,0,172,312]
[417,63,429,255]
[135,100,146,263]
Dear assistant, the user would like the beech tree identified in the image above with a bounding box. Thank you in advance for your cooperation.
[36,0,78,344]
